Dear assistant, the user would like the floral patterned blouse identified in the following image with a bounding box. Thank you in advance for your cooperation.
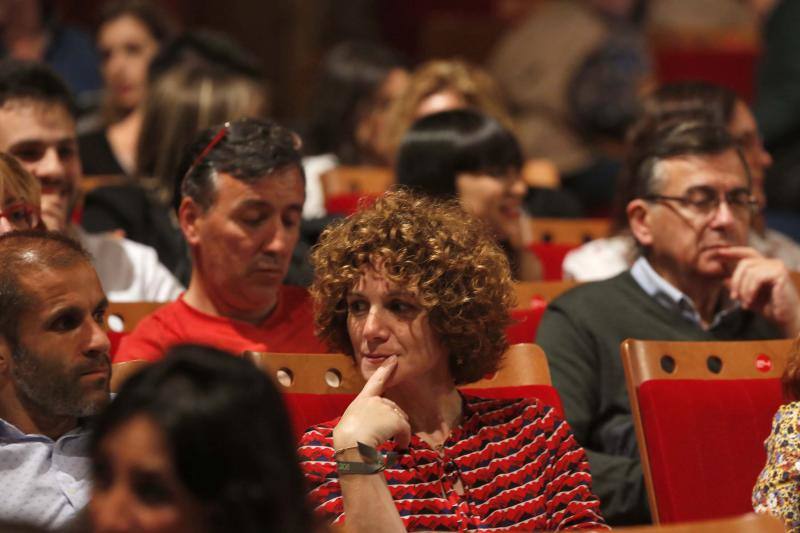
[753,401,800,533]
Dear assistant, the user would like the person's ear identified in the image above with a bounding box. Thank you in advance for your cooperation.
[628,198,655,247]
[179,197,204,247]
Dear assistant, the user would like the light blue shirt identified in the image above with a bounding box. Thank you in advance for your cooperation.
[0,418,92,529]
[629,256,739,330]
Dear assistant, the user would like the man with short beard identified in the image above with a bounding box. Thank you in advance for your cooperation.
[0,230,111,529]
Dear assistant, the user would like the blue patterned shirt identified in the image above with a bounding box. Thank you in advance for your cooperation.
[0,418,92,529]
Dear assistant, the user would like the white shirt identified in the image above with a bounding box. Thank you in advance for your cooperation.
[301,153,338,220]
[562,234,635,281]
[74,227,183,302]
[0,418,92,530]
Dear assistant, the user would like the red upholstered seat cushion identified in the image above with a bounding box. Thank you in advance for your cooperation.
[637,378,784,523]
[324,193,379,216]
[529,242,579,280]
[285,385,565,441]
[284,393,355,442]
[108,331,126,357]
[506,301,547,343]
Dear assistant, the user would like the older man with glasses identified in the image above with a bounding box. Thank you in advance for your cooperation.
[536,118,800,526]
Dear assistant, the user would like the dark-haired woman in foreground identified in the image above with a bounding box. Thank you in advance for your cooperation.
[299,189,605,532]
[395,109,541,281]
[89,345,318,533]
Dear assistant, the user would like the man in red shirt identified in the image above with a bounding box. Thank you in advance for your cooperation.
[115,118,326,362]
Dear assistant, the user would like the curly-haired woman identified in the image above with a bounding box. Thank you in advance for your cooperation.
[298,189,606,532]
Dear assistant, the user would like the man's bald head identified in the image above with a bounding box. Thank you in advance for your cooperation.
[0,230,92,344]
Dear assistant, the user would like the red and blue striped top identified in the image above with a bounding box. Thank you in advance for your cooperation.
[298,394,607,531]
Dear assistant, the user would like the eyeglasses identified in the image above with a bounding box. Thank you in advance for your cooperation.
[644,185,758,218]
[0,202,40,230]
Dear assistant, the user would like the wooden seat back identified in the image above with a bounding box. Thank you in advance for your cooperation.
[611,512,783,532]
[621,338,793,524]
[320,166,394,197]
[246,343,554,395]
[110,360,150,392]
[529,217,610,244]
[245,343,563,436]
[513,280,578,307]
[104,302,164,333]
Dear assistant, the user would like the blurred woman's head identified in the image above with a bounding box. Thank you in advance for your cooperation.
[384,59,514,159]
[0,152,40,234]
[311,189,514,386]
[89,344,314,533]
[396,109,526,244]
[97,0,175,119]
[136,31,268,207]
[305,41,409,165]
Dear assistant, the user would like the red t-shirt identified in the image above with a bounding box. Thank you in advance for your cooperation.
[114,285,327,362]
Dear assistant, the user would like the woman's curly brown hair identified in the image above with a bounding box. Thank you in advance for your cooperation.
[310,188,515,385]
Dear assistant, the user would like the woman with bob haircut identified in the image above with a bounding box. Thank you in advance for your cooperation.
[753,339,800,532]
[298,189,606,532]
[0,152,42,234]
[395,109,541,281]
[89,344,320,533]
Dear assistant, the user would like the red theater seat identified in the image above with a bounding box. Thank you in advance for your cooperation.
[621,338,793,524]
[245,343,563,439]
[529,242,578,280]
[104,301,164,358]
[638,379,782,523]
[324,192,379,216]
[507,298,547,343]
[320,166,392,215]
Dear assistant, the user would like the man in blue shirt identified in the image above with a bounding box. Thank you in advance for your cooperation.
[0,230,110,529]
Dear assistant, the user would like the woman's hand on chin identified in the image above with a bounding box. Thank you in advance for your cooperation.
[333,356,412,450]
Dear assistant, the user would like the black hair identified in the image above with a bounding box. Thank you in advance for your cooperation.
[90,344,315,533]
[179,117,304,210]
[0,60,76,118]
[395,109,523,198]
[97,0,176,44]
[610,81,742,232]
[304,40,408,161]
[629,116,750,200]
[0,230,91,345]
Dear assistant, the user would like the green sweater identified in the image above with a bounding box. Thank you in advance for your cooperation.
[536,271,783,526]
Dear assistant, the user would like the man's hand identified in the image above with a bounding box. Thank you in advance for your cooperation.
[717,246,800,337]
[333,356,411,450]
